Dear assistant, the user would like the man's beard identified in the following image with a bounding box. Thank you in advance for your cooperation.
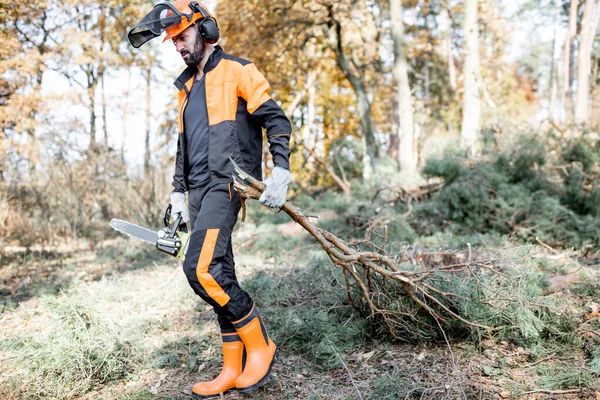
[184,37,206,67]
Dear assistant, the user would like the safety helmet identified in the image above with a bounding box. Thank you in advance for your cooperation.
[128,0,219,49]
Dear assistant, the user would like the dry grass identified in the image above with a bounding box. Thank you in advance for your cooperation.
[1,223,599,399]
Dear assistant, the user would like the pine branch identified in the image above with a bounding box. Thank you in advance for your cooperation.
[230,158,493,339]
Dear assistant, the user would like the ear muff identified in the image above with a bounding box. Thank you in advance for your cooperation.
[199,18,219,44]
[189,1,219,44]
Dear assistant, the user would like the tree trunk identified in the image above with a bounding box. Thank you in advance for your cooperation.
[593,56,599,124]
[279,67,319,174]
[88,82,97,151]
[593,55,599,91]
[302,80,317,171]
[440,9,457,95]
[307,81,316,149]
[550,73,559,124]
[391,0,416,173]
[285,68,319,117]
[355,88,376,178]
[326,7,377,179]
[574,0,600,125]
[460,0,482,156]
[387,99,399,160]
[424,59,431,104]
[561,0,579,122]
[144,65,151,175]
[549,27,558,123]
[101,72,108,149]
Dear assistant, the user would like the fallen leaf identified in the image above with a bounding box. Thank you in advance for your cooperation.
[586,302,599,320]
[149,372,167,395]
[361,350,375,361]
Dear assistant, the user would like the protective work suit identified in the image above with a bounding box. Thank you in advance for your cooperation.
[128,1,292,397]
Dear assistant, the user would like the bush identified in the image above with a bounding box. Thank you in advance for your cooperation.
[423,149,468,184]
[243,253,372,369]
[414,135,600,249]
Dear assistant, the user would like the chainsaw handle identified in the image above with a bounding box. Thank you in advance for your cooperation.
[164,204,172,227]
[169,213,182,238]
[163,203,188,233]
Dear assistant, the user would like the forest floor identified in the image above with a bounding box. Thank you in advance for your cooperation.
[1,212,599,400]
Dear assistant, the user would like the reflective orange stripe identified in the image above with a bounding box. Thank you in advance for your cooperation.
[177,76,195,133]
[196,228,230,306]
[177,91,186,133]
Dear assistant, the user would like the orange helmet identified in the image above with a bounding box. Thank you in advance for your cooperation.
[128,1,218,48]
[163,0,214,43]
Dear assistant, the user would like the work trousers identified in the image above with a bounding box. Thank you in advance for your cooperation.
[185,182,253,333]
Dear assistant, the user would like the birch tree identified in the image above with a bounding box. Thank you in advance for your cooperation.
[390,0,416,172]
[561,0,579,121]
[574,0,600,124]
[460,0,482,155]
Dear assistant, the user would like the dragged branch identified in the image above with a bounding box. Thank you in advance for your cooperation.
[230,158,498,340]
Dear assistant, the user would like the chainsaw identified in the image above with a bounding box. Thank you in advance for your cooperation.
[109,204,190,260]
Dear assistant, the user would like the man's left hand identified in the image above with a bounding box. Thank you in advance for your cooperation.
[259,166,292,208]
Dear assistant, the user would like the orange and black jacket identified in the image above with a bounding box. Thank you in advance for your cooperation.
[172,46,291,192]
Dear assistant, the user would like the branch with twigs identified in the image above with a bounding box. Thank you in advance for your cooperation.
[230,158,495,340]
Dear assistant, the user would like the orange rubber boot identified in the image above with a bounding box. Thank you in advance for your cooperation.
[232,305,278,392]
[191,332,245,399]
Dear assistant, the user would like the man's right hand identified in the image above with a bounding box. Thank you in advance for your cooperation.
[170,192,190,223]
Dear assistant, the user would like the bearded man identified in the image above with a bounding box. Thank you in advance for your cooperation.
[128,1,292,397]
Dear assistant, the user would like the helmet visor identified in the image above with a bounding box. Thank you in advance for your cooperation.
[128,3,185,48]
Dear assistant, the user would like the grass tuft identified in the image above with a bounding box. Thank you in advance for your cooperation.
[1,294,138,398]
[537,363,596,390]
[590,345,600,374]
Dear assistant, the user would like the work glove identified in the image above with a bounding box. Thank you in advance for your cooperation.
[259,166,292,209]
[170,191,190,223]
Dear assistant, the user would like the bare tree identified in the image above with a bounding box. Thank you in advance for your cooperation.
[8,5,60,178]
[390,0,416,173]
[460,0,482,155]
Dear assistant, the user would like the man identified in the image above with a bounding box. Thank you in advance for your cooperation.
[128,1,292,397]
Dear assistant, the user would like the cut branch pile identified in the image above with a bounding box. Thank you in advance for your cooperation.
[231,160,496,340]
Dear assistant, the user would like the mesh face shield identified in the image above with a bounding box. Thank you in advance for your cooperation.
[128,3,186,48]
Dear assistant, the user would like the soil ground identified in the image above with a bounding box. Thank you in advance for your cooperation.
[1,230,599,400]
